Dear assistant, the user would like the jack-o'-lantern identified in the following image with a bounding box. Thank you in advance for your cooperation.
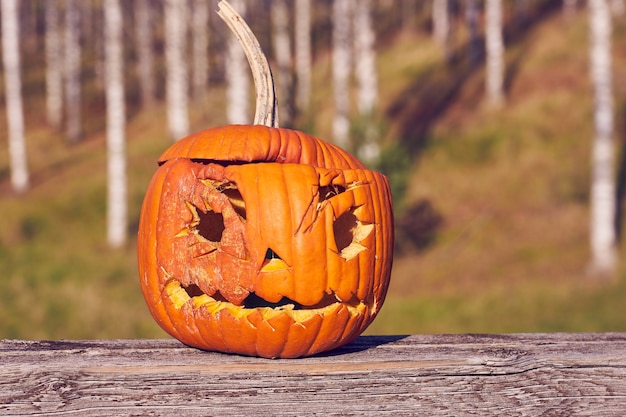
[137,1,393,358]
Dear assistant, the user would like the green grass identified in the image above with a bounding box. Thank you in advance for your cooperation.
[370,276,626,334]
[1,7,625,340]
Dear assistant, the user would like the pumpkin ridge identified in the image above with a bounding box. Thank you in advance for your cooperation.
[138,163,177,333]
[193,305,229,353]
[281,314,323,358]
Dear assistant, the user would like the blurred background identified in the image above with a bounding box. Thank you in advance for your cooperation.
[0,0,625,340]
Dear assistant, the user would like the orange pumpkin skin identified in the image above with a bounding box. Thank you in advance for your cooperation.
[138,125,393,358]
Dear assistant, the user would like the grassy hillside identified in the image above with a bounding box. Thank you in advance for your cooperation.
[1,5,625,340]
[369,8,626,334]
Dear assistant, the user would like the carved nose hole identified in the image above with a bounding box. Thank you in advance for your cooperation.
[197,210,225,242]
[333,211,358,252]
[261,248,289,272]
[265,248,280,260]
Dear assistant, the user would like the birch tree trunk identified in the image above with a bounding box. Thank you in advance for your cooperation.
[192,0,209,103]
[164,0,190,140]
[103,0,127,247]
[1,0,29,193]
[295,0,311,116]
[271,0,293,126]
[65,0,82,143]
[135,0,156,108]
[225,0,250,124]
[354,0,377,117]
[332,0,353,149]
[354,0,379,162]
[45,0,63,129]
[432,0,450,39]
[588,0,617,275]
[432,0,449,47]
[485,0,504,107]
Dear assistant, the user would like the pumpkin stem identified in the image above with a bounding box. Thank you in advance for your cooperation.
[217,1,279,128]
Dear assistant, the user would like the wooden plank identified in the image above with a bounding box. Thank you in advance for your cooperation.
[1,333,625,416]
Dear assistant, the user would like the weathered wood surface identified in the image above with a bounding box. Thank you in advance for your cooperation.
[1,333,625,416]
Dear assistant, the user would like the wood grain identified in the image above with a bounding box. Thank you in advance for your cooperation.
[1,333,625,416]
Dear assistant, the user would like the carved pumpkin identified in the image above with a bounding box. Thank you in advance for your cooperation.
[137,0,393,358]
[137,125,393,358]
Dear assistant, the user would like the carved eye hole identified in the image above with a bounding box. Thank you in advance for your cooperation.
[333,211,359,253]
[197,210,225,243]
[333,208,374,260]
[183,181,246,243]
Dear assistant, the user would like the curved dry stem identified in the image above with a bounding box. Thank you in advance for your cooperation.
[217,0,279,128]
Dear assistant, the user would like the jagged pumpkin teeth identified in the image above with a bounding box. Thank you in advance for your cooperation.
[137,1,393,359]
[165,283,364,324]
[164,281,191,310]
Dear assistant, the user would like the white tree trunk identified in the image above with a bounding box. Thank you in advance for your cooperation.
[432,0,449,45]
[45,0,63,129]
[588,0,617,275]
[295,0,311,115]
[165,0,190,140]
[433,0,454,61]
[104,0,127,248]
[485,0,504,107]
[135,0,156,107]
[332,0,353,149]
[271,0,293,126]
[64,0,82,143]
[192,0,209,103]
[1,0,29,193]
[225,0,250,124]
[354,0,377,116]
[354,0,379,162]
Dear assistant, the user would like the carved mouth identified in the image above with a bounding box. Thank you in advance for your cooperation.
[164,280,367,321]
